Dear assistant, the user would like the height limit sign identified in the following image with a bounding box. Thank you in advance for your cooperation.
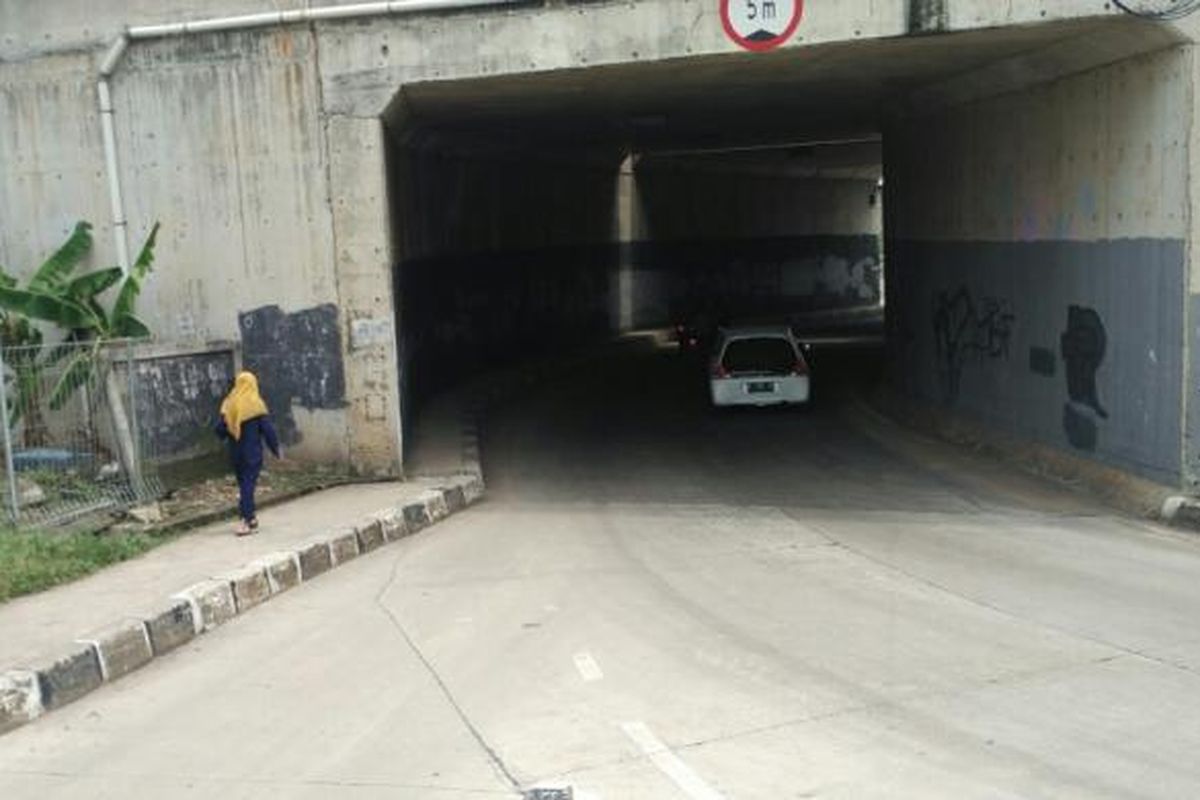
[720,0,804,52]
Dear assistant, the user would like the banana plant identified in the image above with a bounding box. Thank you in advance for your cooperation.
[0,221,160,431]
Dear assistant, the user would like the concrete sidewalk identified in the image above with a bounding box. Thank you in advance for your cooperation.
[0,475,483,734]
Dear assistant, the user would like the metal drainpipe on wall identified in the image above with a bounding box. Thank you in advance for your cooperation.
[95,0,523,271]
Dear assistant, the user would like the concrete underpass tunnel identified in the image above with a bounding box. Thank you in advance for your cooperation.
[382,13,1194,486]
[381,52,890,450]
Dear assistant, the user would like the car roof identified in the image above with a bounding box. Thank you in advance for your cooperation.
[717,325,795,339]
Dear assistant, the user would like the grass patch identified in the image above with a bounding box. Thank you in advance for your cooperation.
[0,529,162,603]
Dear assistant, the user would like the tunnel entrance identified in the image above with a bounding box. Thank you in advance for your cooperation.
[381,14,1185,481]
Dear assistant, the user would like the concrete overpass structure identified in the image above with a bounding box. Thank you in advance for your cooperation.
[2,0,1200,488]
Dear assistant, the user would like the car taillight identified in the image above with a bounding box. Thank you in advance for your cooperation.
[792,360,809,376]
[712,363,729,379]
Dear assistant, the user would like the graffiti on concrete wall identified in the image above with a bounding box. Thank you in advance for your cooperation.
[1060,305,1108,450]
[932,286,1015,402]
[658,236,883,326]
[782,255,881,305]
[134,350,236,459]
[239,303,347,445]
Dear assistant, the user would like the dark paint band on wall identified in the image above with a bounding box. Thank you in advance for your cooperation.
[238,304,347,446]
[628,234,882,328]
[886,237,1185,485]
[396,233,882,403]
[133,349,237,461]
[397,245,615,408]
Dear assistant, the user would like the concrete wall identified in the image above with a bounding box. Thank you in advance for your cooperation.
[629,159,882,327]
[0,0,1158,476]
[885,46,1191,485]
[388,146,618,442]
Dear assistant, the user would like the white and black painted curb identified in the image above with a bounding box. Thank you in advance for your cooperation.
[0,473,485,737]
[1160,495,1200,531]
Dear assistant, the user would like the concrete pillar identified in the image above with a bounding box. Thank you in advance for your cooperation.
[1185,44,1200,491]
[326,115,404,476]
[614,154,639,333]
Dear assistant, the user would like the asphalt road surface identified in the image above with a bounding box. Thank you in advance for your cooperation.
[2,337,1199,799]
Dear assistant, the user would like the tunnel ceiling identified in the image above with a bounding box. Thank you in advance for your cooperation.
[388,16,1171,156]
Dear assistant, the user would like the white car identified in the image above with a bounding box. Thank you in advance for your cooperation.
[709,326,811,407]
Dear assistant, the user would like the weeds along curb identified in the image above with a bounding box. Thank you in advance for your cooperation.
[0,473,484,736]
[147,476,367,538]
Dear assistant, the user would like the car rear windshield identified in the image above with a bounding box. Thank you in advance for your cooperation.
[721,337,798,375]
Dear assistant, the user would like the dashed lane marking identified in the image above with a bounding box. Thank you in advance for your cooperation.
[573,652,604,682]
[620,721,726,800]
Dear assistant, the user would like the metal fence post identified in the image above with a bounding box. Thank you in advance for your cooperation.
[126,340,144,500]
[0,347,20,523]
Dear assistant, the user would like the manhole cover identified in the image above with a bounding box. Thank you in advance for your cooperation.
[524,789,572,800]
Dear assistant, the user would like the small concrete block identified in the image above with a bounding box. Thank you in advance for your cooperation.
[0,671,42,734]
[31,644,103,710]
[145,600,196,656]
[175,579,237,632]
[78,619,152,682]
[254,551,301,594]
[226,565,272,613]
[355,518,386,553]
[375,508,410,542]
[297,540,333,580]
[442,484,467,513]
[460,473,485,504]
[402,500,431,532]
[420,489,450,522]
[329,528,360,565]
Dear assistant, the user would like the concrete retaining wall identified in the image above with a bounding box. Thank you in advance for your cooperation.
[626,161,882,327]
[0,0,1170,476]
[389,148,619,438]
[884,46,1191,485]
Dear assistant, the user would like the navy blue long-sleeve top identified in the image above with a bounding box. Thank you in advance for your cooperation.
[215,415,280,470]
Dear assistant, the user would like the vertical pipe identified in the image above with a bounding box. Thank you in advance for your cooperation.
[0,348,21,522]
[98,79,131,270]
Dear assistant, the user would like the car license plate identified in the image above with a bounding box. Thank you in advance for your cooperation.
[747,381,775,394]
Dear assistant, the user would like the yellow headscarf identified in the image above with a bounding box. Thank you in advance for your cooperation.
[220,371,269,441]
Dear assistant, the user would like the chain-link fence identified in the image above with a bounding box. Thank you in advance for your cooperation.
[0,339,164,527]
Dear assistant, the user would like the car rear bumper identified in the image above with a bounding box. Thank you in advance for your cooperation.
[710,375,810,406]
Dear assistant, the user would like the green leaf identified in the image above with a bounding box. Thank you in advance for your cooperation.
[112,222,159,327]
[42,338,82,368]
[112,313,151,339]
[68,267,122,301]
[89,300,111,335]
[47,348,97,412]
[0,314,41,349]
[29,222,93,294]
[9,363,44,427]
[0,286,97,330]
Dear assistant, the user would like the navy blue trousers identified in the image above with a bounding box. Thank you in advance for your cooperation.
[236,463,262,522]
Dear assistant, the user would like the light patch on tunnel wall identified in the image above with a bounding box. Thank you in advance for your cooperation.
[350,317,394,351]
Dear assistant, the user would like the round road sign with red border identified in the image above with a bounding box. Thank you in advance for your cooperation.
[720,0,804,52]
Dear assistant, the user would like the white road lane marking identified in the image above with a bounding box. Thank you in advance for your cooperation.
[620,721,726,800]
[573,651,604,682]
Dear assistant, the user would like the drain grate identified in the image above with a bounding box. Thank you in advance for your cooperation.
[524,789,573,800]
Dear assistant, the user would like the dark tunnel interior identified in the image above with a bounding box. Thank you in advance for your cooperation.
[379,16,1168,474]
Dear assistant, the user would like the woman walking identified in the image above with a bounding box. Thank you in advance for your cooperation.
[216,371,280,536]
